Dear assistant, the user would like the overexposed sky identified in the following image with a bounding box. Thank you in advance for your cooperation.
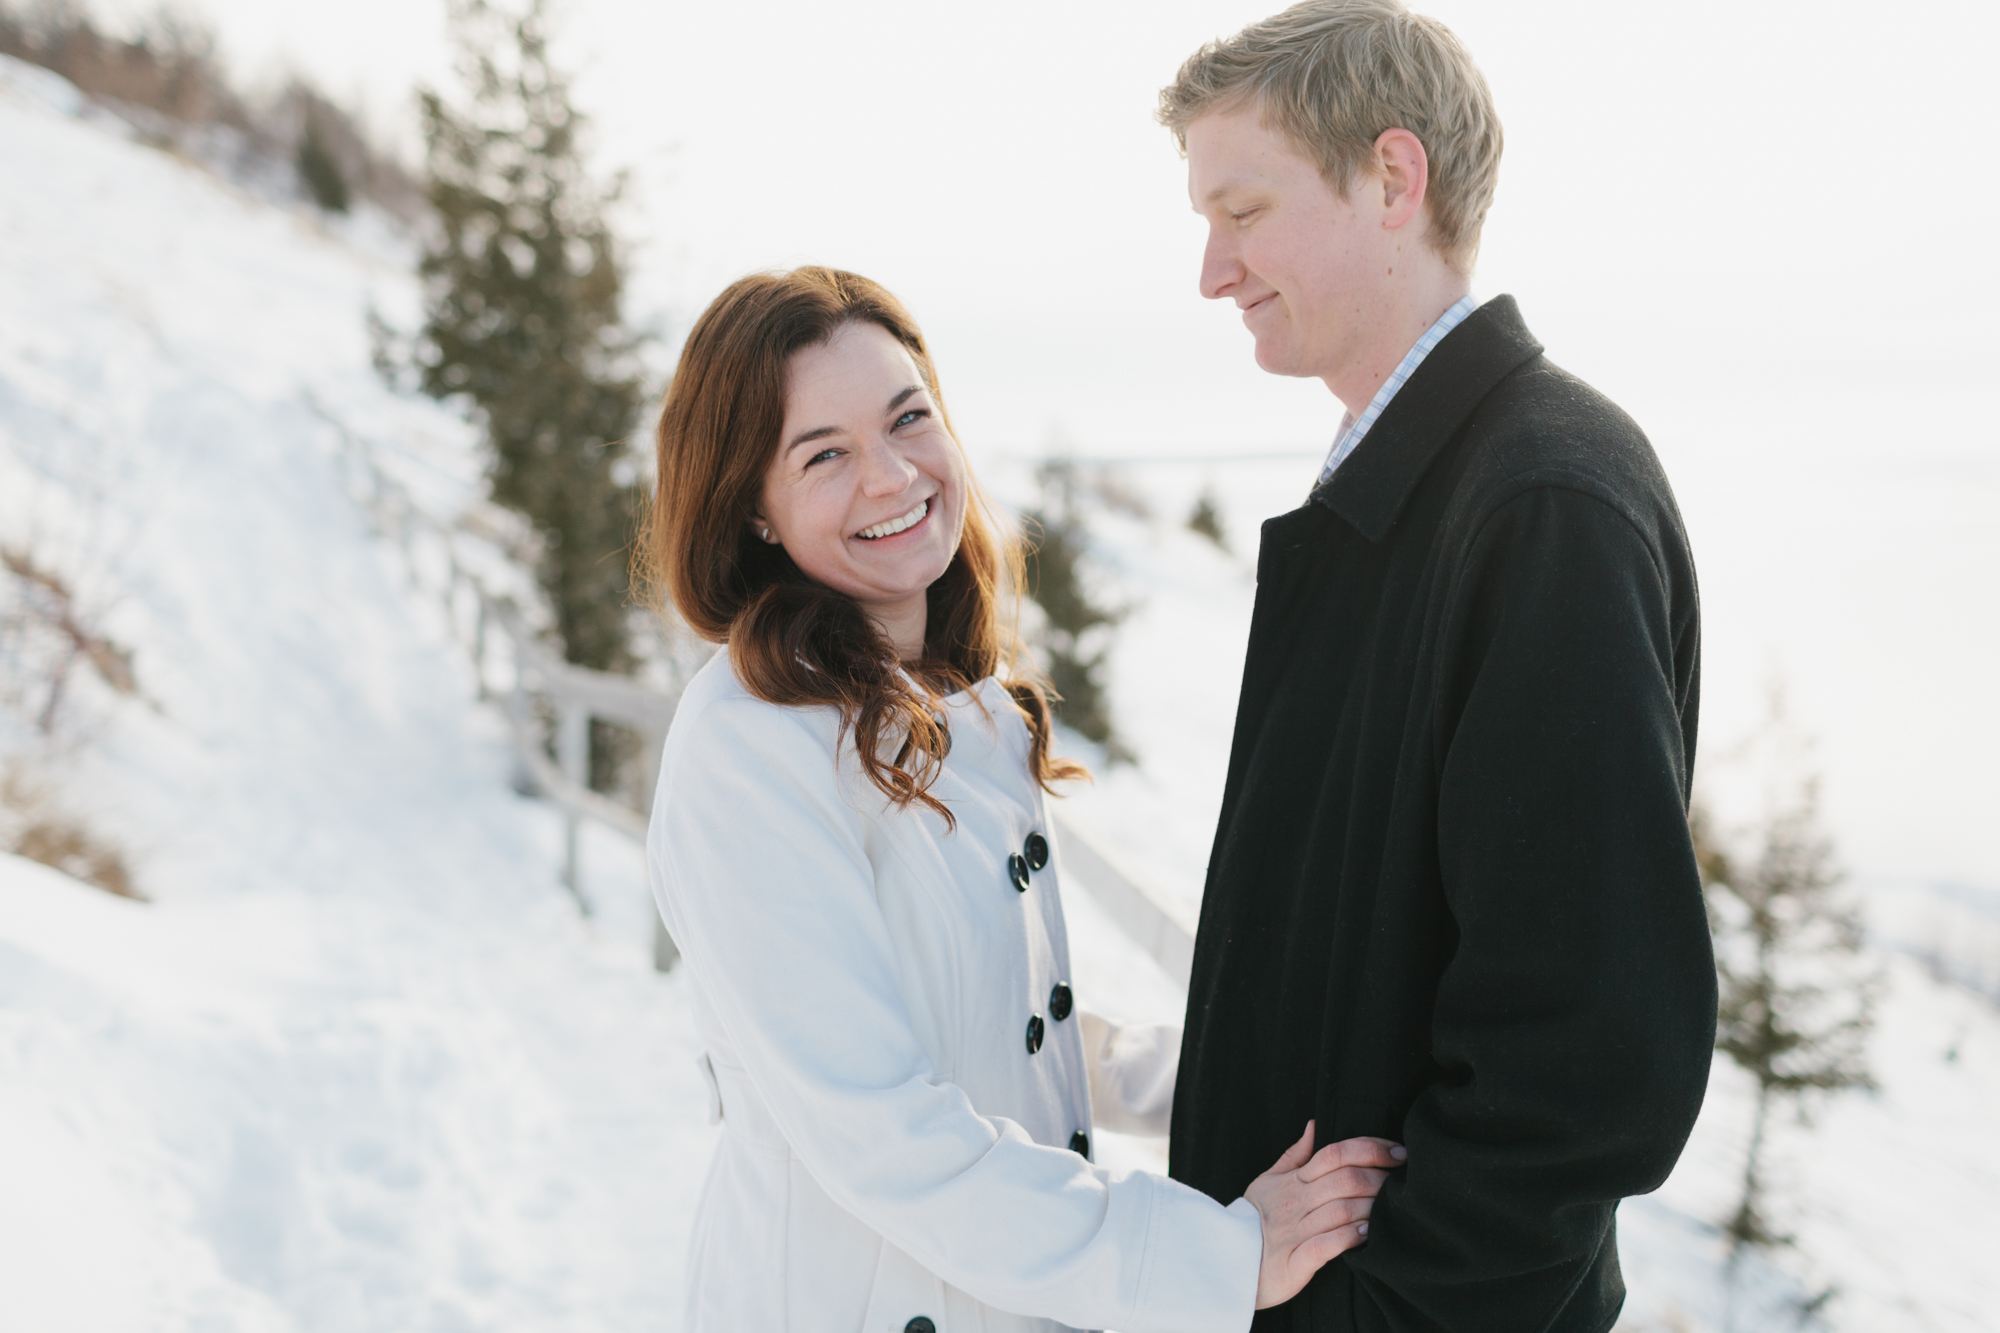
[109,0,1999,451]
[84,0,2000,887]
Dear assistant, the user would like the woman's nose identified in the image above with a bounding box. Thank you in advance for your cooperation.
[856,438,919,496]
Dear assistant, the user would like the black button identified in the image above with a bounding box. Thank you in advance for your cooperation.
[1007,853,1030,893]
[1024,831,1049,871]
[1070,1130,1090,1157]
[1025,1014,1045,1054]
[905,1320,936,1333]
[1049,982,1073,1022]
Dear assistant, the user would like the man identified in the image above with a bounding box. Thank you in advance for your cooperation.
[1157,3,1716,1329]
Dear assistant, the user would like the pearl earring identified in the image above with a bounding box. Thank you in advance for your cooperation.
[759,526,772,542]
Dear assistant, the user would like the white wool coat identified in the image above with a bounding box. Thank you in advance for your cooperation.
[648,651,1263,1333]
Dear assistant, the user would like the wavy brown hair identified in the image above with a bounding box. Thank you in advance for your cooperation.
[639,267,1083,824]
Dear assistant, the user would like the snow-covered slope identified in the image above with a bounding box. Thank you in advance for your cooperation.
[2,48,1995,1333]
[0,53,723,1329]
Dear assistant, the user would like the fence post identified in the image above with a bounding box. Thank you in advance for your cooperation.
[556,699,590,914]
[318,399,695,956]
[472,596,489,701]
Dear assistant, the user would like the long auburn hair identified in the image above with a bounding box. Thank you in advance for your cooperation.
[639,267,1083,823]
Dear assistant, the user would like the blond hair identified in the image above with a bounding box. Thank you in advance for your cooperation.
[1159,0,1502,273]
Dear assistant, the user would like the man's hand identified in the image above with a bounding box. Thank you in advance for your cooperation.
[1246,1121,1405,1309]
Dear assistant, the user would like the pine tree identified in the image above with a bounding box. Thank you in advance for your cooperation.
[1185,486,1229,552]
[408,0,644,677]
[1694,744,1879,1251]
[295,103,350,213]
[1022,459,1131,762]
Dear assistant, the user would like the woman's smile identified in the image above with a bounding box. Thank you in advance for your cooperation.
[856,497,932,542]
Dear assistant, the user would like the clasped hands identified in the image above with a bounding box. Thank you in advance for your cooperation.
[1246,1121,1405,1308]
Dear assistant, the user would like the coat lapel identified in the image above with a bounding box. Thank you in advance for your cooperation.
[1314,295,1544,543]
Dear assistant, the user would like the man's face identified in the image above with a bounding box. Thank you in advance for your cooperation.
[1186,103,1391,390]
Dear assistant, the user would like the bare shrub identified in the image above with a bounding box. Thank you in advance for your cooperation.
[0,0,421,220]
[0,546,142,899]
[0,544,136,734]
[0,2,244,127]
[0,769,140,898]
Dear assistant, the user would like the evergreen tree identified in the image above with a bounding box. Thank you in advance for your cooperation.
[408,0,644,676]
[1022,459,1131,761]
[1694,739,1879,1251]
[1186,486,1228,552]
[295,103,350,213]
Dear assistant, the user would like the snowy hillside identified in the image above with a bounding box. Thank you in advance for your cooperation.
[2,49,1995,1333]
[0,52,719,1328]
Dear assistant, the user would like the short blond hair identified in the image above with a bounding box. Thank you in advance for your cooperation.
[1159,0,1502,273]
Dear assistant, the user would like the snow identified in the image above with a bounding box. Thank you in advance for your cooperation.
[0,52,718,1327]
[2,50,1996,1333]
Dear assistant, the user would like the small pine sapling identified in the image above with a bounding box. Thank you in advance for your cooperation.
[1186,486,1228,552]
[1694,760,1879,1252]
[296,108,351,213]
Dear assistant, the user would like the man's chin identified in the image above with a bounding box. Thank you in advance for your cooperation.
[1252,340,1313,379]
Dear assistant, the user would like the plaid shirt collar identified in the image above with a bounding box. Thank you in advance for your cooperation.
[1316,294,1479,490]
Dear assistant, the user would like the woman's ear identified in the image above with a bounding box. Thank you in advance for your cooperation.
[748,513,779,545]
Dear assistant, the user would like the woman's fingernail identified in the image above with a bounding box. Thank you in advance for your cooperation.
[1357,1222,1369,1236]
[1390,1146,1408,1161]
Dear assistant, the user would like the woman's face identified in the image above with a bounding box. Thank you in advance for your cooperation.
[753,321,968,648]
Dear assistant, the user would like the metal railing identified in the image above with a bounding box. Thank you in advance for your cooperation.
[313,394,1196,987]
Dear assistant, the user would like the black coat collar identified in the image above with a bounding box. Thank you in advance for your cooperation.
[1312,295,1544,543]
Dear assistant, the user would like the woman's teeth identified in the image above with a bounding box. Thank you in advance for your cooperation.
[858,498,930,541]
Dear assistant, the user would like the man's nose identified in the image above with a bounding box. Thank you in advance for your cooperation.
[1199,224,1241,302]
[856,437,919,496]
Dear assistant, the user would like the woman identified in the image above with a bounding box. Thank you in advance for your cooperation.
[643,267,1400,1333]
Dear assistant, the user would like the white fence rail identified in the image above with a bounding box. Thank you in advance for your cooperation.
[1050,817,1197,990]
[314,395,1196,987]
[311,394,689,968]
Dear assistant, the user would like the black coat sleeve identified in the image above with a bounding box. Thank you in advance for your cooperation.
[1340,484,1715,1329]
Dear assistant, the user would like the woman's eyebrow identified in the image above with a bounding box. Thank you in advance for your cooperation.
[887,385,922,411]
[786,423,840,452]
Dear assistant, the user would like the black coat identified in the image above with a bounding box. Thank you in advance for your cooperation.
[1168,298,1715,1332]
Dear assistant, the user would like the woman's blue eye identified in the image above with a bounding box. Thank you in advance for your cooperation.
[807,448,839,467]
[894,409,928,429]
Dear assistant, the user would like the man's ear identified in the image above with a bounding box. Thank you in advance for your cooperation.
[1373,127,1430,233]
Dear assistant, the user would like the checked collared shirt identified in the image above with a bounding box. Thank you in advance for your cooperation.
[1315,293,1479,490]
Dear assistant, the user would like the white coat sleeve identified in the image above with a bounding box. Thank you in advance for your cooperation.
[1078,1011,1181,1137]
[653,694,1261,1333]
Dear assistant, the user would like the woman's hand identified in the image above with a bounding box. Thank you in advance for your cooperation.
[1246,1120,1405,1309]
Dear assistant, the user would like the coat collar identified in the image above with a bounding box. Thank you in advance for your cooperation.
[1312,295,1544,543]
